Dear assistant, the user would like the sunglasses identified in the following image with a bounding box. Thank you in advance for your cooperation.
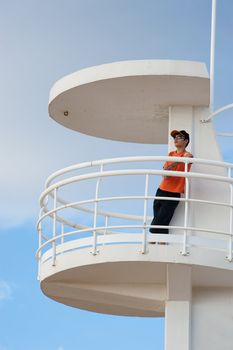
[174,135,185,140]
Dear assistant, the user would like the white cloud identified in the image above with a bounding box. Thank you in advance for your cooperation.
[0,280,13,301]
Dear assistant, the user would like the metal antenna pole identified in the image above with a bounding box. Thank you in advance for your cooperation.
[210,0,217,112]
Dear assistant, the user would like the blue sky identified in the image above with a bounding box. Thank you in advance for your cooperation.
[0,0,233,349]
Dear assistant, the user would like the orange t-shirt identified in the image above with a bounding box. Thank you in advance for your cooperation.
[159,151,192,193]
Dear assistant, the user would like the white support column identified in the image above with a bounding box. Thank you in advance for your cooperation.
[165,264,192,350]
[168,106,194,232]
[168,106,193,154]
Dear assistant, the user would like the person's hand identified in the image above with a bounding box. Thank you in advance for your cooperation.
[165,162,179,170]
[184,152,193,158]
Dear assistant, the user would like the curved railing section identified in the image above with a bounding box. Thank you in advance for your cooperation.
[202,103,233,137]
[36,156,233,278]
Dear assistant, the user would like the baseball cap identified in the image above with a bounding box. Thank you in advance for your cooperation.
[171,129,190,143]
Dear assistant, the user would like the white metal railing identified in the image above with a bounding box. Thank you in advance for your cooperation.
[36,156,233,278]
[201,103,233,136]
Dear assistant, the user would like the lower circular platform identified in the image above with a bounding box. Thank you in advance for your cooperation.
[48,60,210,143]
[41,260,166,317]
[40,240,233,316]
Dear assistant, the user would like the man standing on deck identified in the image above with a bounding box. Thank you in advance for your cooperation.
[149,130,193,235]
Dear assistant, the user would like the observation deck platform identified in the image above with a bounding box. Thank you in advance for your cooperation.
[37,156,233,316]
[48,60,209,143]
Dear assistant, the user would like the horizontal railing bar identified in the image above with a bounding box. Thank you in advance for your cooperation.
[55,195,233,213]
[40,169,233,207]
[217,132,233,137]
[39,196,186,224]
[36,224,233,259]
[45,156,233,187]
[38,195,233,230]
[36,210,88,234]
[206,102,233,122]
[41,233,229,263]
[45,194,184,222]
[40,233,145,263]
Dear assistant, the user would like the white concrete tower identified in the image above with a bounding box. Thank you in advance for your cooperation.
[37,59,233,350]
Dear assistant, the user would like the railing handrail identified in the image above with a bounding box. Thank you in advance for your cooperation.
[37,155,233,277]
[45,156,233,188]
[40,167,232,207]
[36,223,233,260]
[39,156,233,235]
[37,195,233,231]
[205,102,233,122]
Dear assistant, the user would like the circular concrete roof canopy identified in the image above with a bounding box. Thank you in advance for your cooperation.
[49,60,210,144]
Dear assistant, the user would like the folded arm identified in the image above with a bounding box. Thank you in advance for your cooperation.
[163,153,193,177]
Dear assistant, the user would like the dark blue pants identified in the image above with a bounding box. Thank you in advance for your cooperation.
[150,188,180,234]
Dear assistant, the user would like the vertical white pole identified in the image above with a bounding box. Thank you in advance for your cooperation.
[227,168,233,261]
[52,188,57,266]
[181,162,189,256]
[210,0,217,112]
[92,164,103,255]
[142,174,149,254]
[61,223,64,244]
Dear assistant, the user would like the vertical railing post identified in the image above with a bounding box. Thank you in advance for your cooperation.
[92,164,103,255]
[61,223,65,253]
[103,215,108,247]
[52,188,57,266]
[37,209,43,281]
[181,162,189,256]
[227,167,233,261]
[142,174,149,254]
